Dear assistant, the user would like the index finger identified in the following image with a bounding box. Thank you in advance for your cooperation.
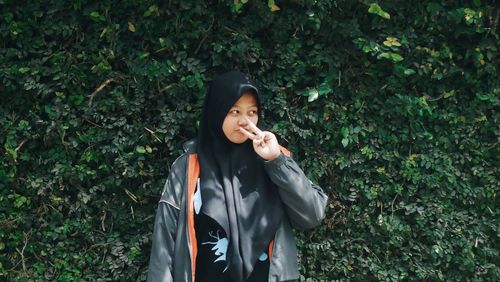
[245,117,263,136]
[239,126,257,140]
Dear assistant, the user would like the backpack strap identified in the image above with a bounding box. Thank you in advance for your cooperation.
[279,145,292,157]
[187,153,200,282]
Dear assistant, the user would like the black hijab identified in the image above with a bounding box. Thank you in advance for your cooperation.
[196,70,284,281]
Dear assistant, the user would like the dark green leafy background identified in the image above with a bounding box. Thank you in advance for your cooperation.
[1,0,498,281]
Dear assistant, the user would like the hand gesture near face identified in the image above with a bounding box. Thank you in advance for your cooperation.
[239,118,281,161]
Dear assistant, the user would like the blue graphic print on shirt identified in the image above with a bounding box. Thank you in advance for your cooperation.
[202,230,228,265]
[194,178,270,281]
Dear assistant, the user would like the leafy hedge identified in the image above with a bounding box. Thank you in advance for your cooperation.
[1,0,498,280]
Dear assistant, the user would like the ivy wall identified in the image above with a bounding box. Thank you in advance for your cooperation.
[1,0,498,280]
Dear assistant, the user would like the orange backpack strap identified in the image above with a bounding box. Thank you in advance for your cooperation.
[268,240,274,261]
[279,145,292,157]
[187,154,200,282]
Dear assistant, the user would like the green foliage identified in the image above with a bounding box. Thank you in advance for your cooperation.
[1,0,498,281]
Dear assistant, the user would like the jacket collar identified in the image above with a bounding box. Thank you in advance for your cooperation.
[182,139,197,153]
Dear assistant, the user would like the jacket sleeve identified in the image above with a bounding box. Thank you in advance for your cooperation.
[147,157,185,282]
[264,153,328,230]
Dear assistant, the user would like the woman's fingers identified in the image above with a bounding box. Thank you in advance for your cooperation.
[239,127,267,147]
[240,120,278,154]
[245,117,264,138]
[240,127,264,144]
[263,132,274,141]
[240,122,280,160]
[241,125,280,160]
[239,127,256,140]
[253,138,263,147]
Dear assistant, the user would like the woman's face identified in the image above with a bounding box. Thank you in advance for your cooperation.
[222,91,259,144]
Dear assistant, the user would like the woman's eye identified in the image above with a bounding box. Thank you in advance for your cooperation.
[249,110,258,116]
[230,110,239,115]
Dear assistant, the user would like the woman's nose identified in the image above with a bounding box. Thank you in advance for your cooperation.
[238,117,248,126]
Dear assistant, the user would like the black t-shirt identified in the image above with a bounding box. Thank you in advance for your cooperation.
[194,185,270,281]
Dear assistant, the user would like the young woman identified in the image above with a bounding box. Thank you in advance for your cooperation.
[147,70,328,282]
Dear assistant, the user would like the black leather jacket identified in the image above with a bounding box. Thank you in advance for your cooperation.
[147,141,328,282]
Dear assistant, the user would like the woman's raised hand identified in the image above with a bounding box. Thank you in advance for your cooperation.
[239,118,281,161]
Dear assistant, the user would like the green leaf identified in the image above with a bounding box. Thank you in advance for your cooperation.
[128,22,136,32]
[89,11,105,22]
[395,65,415,76]
[383,37,401,47]
[403,68,415,75]
[341,138,349,147]
[18,67,30,74]
[136,146,146,154]
[268,0,280,12]
[99,27,108,38]
[317,82,332,95]
[307,89,319,102]
[139,52,150,59]
[341,127,349,138]
[378,52,404,62]
[159,37,167,47]
[443,90,455,98]
[144,5,159,17]
[476,92,495,102]
[14,195,27,208]
[368,3,390,19]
